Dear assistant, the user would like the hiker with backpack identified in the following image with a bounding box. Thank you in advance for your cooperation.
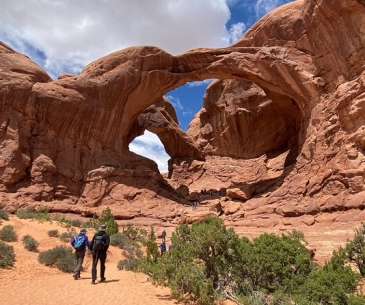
[90,224,110,285]
[70,228,91,280]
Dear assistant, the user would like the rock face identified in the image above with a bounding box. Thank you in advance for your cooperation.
[1,0,365,250]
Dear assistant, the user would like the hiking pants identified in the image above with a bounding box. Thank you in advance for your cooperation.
[74,250,85,277]
[91,251,107,281]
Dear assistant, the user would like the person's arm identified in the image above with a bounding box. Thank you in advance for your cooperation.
[89,235,94,251]
[104,234,110,251]
[85,235,91,250]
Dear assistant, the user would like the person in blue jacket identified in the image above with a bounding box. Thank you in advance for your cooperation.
[71,227,90,280]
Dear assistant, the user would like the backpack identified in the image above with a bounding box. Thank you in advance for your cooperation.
[93,234,105,251]
[73,235,85,251]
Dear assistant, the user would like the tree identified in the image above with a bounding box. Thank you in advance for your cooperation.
[149,216,240,305]
[296,248,363,305]
[98,207,118,236]
[346,222,365,276]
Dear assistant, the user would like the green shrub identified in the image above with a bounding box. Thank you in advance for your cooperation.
[16,208,37,219]
[347,294,365,305]
[296,248,362,304]
[70,219,83,227]
[0,225,17,242]
[22,235,39,252]
[34,208,51,223]
[38,245,75,272]
[117,258,141,271]
[59,231,75,243]
[47,229,59,237]
[346,222,365,276]
[0,241,15,268]
[98,207,119,236]
[52,214,71,227]
[0,208,9,221]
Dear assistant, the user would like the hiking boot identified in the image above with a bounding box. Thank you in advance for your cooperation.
[99,277,106,283]
[91,280,96,285]
[73,274,78,280]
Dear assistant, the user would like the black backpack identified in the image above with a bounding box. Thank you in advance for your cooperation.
[93,234,105,251]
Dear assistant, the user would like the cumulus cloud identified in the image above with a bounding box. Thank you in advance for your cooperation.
[0,0,245,79]
[255,0,290,17]
[129,131,170,173]
[0,0,286,174]
[187,79,214,88]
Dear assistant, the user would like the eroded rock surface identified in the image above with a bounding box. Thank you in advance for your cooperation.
[1,0,365,256]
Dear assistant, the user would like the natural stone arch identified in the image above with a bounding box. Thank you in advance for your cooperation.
[31,45,318,150]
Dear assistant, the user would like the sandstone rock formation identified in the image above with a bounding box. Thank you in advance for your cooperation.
[1,0,365,253]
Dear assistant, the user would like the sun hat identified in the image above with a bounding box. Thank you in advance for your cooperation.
[80,228,87,233]
[99,224,107,231]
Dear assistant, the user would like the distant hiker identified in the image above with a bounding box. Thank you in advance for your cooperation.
[161,229,166,242]
[192,200,198,210]
[159,241,166,255]
[71,228,90,280]
[90,224,110,285]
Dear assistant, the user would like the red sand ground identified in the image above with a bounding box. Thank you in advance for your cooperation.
[1,215,364,304]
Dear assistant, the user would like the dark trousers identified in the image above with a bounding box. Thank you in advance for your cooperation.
[91,251,107,281]
[74,250,85,277]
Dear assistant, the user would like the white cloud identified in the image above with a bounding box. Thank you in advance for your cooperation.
[187,79,215,87]
[129,131,170,173]
[0,0,240,79]
[166,95,184,111]
[255,0,287,17]
[228,22,246,43]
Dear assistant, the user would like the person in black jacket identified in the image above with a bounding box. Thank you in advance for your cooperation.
[90,224,110,284]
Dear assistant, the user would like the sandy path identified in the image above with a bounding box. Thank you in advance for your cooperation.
[0,217,176,305]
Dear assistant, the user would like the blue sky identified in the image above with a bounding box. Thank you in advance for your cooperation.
[0,0,293,173]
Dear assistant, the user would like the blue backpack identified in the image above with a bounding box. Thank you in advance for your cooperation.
[73,235,85,251]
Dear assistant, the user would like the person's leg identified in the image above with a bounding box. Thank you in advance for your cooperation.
[74,251,84,279]
[91,252,99,283]
[99,252,107,281]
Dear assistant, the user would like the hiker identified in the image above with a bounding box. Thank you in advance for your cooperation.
[159,241,166,255]
[71,227,90,280]
[90,224,110,285]
[161,229,166,242]
[192,200,198,210]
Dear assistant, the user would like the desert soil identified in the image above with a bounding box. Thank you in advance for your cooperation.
[0,214,362,304]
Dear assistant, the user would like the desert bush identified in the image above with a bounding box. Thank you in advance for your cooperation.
[121,224,148,245]
[34,208,51,223]
[98,207,119,236]
[38,245,75,272]
[70,219,83,227]
[295,247,364,304]
[0,225,17,242]
[0,240,15,268]
[52,214,71,227]
[147,217,239,305]
[143,216,365,305]
[59,231,75,243]
[346,222,365,276]
[114,226,146,272]
[117,258,141,271]
[22,235,39,252]
[47,229,59,237]
[0,208,9,221]
[16,208,37,219]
